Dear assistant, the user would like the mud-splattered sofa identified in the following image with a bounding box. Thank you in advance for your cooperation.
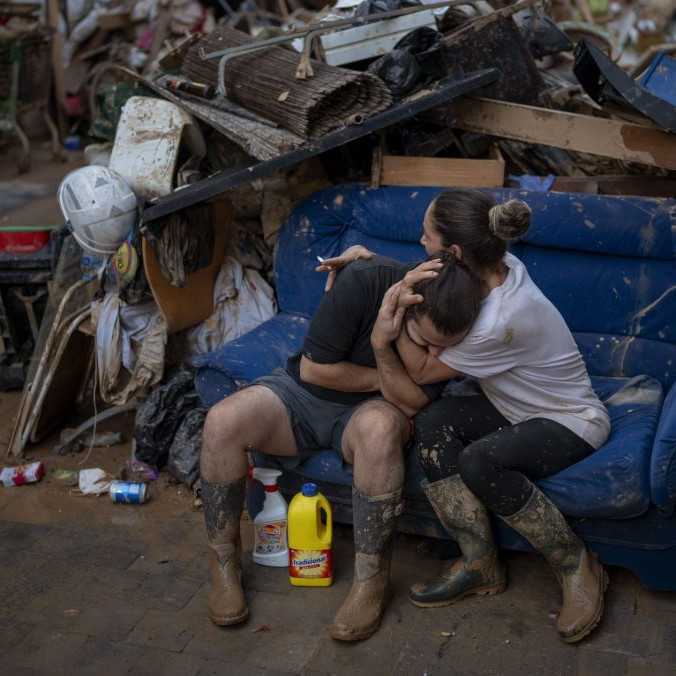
[196,185,676,591]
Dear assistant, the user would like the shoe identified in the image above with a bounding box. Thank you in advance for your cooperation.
[201,477,249,627]
[410,475,506,608]
[500,483,607,643]
[329,488,402,642]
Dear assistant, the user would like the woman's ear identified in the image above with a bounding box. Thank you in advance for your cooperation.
[449,244,463,260]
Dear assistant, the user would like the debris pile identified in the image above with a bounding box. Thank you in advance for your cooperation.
[2,0,674,497]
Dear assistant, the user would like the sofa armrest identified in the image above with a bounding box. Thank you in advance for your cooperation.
[195,313,309,407]
[651,381,676,515]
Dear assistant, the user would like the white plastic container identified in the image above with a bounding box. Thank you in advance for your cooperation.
[251,468,289,567]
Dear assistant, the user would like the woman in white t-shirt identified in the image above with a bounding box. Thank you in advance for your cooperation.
[317,189,610,644]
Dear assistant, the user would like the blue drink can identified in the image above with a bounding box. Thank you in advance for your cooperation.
[109,481,149,504]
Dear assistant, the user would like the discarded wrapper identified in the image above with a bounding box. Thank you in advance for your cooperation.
[0,461,45,487]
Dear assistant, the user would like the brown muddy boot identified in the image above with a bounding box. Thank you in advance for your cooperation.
[500,483,608,643]
[201,477,249,626]
[329,487,403,642]
[409,475,506,608]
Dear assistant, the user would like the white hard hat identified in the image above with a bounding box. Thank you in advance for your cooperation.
[57,166,138,256]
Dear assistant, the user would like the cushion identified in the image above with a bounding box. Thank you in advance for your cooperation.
[651,382,676,512]
[195,313,309,407]
[272,375,662,520]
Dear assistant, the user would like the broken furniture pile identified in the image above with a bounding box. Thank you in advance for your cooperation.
[2,0,675,498]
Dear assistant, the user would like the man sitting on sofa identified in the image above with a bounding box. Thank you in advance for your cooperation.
[199,253,483,641]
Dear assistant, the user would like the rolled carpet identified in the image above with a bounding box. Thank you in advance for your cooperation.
[182,26,392,139]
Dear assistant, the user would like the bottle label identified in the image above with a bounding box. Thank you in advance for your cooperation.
[289,548,332,578]
[255,521,287,555]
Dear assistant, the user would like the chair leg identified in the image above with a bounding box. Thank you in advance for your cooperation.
[42,106,66,162]
[15,122,30,173]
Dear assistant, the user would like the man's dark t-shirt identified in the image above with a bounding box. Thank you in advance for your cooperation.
[286,257,447,406]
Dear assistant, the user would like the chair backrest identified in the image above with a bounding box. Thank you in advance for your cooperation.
[276,185,676,390]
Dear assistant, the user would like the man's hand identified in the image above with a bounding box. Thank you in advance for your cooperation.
[371,283,433,417]
[371,283,405,349]
[316,245,374,292]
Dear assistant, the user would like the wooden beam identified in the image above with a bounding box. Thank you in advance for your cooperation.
[451,98,676,171]
[46,0,67,138]
[380,153,505,188]
[554,175,676,198]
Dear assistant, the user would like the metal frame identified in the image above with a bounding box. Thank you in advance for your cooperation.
[198,2,481,96]
[142,68,498,224]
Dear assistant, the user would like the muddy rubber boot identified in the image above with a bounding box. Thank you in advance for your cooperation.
[409,475,506,608]
[499,483,608,643]
[201,477,249,626]
[329,487,403,642]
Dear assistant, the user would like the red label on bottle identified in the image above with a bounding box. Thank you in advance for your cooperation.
[289,548,333,578]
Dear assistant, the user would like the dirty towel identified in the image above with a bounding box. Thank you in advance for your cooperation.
[93,294,167,405]
[184,257,276,363]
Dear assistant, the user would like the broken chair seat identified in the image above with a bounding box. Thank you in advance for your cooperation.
[195,184,676,591]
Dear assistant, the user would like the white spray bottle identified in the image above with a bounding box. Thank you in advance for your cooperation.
[251,468,289,567]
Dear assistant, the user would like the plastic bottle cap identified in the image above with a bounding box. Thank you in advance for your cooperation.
[302,482,318,497]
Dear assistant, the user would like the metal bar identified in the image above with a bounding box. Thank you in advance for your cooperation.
[200,2,479,60]
[142,68,498,224]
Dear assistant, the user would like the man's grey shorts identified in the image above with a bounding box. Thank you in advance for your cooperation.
[252,368,366,467]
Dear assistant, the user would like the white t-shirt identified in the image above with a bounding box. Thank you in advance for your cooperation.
[438,253,610,449]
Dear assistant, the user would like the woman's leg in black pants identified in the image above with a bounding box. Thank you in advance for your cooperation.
[456,420,608,643]
[409,392,510,607]
[415,400,606,642]
[457,419,595,516]
[413,391,510,482]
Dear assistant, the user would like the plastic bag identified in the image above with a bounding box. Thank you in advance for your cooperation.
[134,368,201,469]
[515,11,573,59]
[367,27,443,99]
[167,408,207,487]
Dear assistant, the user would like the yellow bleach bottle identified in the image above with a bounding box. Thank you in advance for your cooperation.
[288,482,333,587]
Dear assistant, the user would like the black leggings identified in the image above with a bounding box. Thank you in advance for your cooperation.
[413,389,595,516]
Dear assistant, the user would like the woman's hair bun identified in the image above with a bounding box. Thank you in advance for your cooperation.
[488,200,531,241]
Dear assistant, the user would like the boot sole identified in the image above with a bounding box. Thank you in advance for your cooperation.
[409,581,507,609]
[209,608,249,627]
[329,586,392,642]
[560,567,609,644]
[329,620,381,642]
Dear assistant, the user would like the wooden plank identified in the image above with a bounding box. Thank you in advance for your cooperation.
[380,154,504,188]
[451,97,676,171]
[143,201,230,333]
[551,177,599,194]
[554,175,676,198]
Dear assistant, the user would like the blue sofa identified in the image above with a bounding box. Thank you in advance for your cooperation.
[196,185,676,591]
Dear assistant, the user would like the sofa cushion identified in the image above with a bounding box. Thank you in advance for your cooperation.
[272,375,662,520]
[195,313,309,407]
[651,382,676,512]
